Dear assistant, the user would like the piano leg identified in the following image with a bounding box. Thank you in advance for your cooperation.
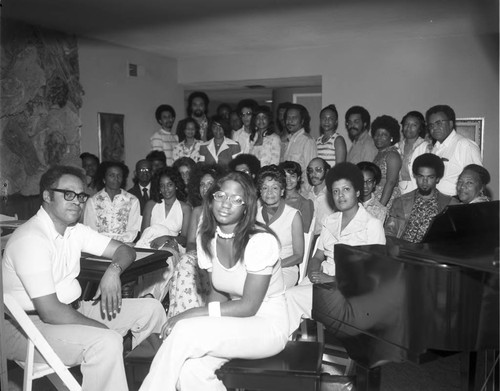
[355,365,381,391]
[460,351,477,391]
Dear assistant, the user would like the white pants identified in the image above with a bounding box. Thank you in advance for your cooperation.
[282,265,299,290]
[139,298,289,391]
[285,277,313,336]
[4,298,166,391]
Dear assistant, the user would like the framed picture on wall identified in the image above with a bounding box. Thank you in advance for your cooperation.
[98,113,125,162]
[455,117,484,156]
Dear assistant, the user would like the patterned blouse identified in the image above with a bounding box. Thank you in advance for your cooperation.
[373,145,401,209]
[172,140,202,162]
[83,189,141,243]
[401,190,439,243]
[249,133,281,166]
[362,194,387,223]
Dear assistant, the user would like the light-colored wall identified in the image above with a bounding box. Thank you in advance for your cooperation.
[179,34,499,199]
[79,38,183,186]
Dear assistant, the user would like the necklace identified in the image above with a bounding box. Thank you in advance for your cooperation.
[216,226,235,239]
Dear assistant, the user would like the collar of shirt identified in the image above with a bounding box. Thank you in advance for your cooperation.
[141,184,151,192]
[195,116,208,127]
[98,188,127,203]
[308,184,327,200]
[414,188,438,202]
[158,128,172,135]
[288,128,306,143]
[326,204,369,239]
[207,137,233,157]
[353,130,371,144]
[433,129,458,150]
[38,206,77,240]
[316,133,336,144]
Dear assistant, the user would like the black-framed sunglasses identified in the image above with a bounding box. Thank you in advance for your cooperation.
[51,189,90,203]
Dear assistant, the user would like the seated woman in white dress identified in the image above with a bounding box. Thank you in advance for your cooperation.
[285,162,386,336]
[139,172,289,391]
[83,161,141,244]
[136,167,191,300]
[256,165,304,289]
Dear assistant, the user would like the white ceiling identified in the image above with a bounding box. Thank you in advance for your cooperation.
[3,0,497,102]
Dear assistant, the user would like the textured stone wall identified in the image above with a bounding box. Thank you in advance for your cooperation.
[1,20,84,195]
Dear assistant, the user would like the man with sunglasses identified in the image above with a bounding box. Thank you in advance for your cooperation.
[232,99,258,154]
[2,165,166,391]
[413,105,482,196]
[306,158,333,236]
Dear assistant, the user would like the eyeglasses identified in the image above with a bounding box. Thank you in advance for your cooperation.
[138,168,151,173]
[307,167,325,174]
[213,191,245,207]
[364,179,375,185]
[51,189,89,203]
[427,120,448,130]
[241,112,252,117]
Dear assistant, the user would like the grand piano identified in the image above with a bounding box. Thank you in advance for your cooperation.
[312,201,499,391]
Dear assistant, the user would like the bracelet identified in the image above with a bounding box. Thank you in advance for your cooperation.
[109,262,123,274]
[208,301,221,317]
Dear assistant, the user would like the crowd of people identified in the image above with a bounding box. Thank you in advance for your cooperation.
[2,90,493,391]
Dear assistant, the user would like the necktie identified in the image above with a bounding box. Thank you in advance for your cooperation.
[142,187,149,202]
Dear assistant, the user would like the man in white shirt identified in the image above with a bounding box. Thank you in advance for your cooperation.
[232,99,258,154]
[282,104,318,193]
[413,105,482,196]
[306,158,334,236]
[2,165,165,391]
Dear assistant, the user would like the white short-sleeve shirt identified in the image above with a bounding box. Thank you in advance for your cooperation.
[317,205,386,276]
[197,232,283,299]
[2,207,111,311]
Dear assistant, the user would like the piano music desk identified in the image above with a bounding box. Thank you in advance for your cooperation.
[79,248,171,300]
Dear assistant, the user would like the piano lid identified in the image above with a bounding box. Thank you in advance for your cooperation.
[422,200,499,244]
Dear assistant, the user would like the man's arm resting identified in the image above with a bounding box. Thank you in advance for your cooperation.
[102,239,136,271]
[33,293,107,329]
[95,240,136,318]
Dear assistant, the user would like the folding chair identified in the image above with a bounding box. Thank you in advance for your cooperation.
[3,294,81,391]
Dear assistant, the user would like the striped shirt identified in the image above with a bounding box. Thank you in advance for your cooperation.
[316,133,339,167]
[150,128,179,166]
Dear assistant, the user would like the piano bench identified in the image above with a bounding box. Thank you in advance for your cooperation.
[215,341,324,391]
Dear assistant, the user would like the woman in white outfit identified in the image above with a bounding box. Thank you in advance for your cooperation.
[285,163,386,336]
[139,167,191,250]
[136,167,191,300]
[139,172,289,391]
[256,165,304,289]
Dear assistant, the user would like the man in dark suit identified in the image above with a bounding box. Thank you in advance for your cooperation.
[127,159,153,215]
